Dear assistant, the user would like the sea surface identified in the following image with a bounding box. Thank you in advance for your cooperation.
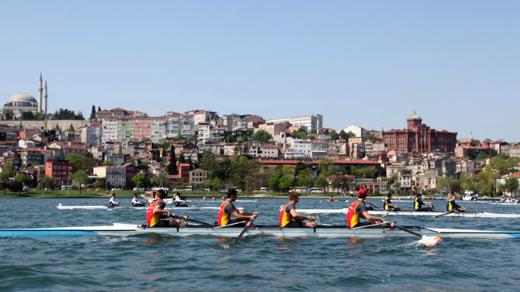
[0,197,519,291]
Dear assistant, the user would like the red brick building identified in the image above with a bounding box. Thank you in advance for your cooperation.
[382,112,457,154]
[45,160,73,185]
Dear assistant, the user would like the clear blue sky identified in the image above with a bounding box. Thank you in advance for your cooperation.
[1,1,519,141]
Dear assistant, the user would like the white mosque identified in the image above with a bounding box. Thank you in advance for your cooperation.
[3,73,48,119]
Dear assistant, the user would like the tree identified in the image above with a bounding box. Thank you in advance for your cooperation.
[436,176,461,194]
[21,111,36,120]
[200,151,217,176]
[1,161,15,178]
[315,175,328,192]
[167,145,178,175]
[3,110,13,120]
[329,130,339,140]
[297,168,314,188]
[339,130,354,140]
[230,156,259,191]
[252,130,273,144]
[71,170,89,192]
[38,176,55,190]
[90,105,96,120]
[66,153,96,172]
[131,174,149,188]
[499,177,519,195]
[52,108,84,120]
[291,127,309,140]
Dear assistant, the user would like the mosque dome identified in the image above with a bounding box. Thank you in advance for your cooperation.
[9,91,37,104]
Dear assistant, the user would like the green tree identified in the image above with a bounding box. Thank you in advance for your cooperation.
[89,105,96,120]
[131,174,149,188]
[1,161,15,178]
[66,153,96,172]
[167,145,178,175]
[52,108,84,120]
[436,177,461,194]
[38,176,55,190]
[21,111,36,120]
[329,129,339,140]
[3,110,14,120]
[499,177,519,194]
[252,130,273,144]
[315,175,328,192]
[230,156,259,191]
[71,170,89,193]
[339,130,354,140]
[291,127,309,139]
[297,168,314,188]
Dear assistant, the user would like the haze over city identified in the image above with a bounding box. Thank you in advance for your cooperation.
[1,1,519,140]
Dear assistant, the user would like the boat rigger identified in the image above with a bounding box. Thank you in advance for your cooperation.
[297,208,520,219]
[1,223,519,239]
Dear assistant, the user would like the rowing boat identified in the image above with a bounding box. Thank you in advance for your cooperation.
[297,208,520,219]
[1,223,519,239]
[56,203,224,211]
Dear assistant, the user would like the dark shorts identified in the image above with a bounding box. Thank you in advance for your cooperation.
[152,220,172,228]
[415,207,434,212]
[283,221,305,228]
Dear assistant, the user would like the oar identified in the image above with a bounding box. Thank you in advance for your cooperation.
[434,210,455,218]
[389,222,442,247]
[170,215,212,226]
[233,217,256,245]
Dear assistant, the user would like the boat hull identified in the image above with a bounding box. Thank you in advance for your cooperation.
[1,224,519,239]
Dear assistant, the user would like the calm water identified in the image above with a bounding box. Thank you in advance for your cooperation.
[1,197,519,291]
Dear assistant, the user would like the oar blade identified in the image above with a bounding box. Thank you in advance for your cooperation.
[418,236,443,247]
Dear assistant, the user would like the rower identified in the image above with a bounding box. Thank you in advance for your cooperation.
[217,188,257,227]
[383,193,401,211]
[108,192,120,208]
[131,194,145,207]
[146,189,186,228]
[447,193,465,212]
[346,188,392,228]
[280,191,317,228]
[174,192,190,207]
[414,193,434,211]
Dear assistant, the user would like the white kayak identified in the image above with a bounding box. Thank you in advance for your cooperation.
[1,223,519,239]
[298,208,520,219]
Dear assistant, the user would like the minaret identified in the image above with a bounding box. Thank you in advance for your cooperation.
[38,73,43,113]
[44,80,48,116]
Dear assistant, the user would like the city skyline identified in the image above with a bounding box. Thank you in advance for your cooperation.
[1,1,519,141]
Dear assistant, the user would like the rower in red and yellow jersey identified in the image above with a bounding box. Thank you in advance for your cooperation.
[346,188,393,229]
[146,190,186,228]
[280,191,317,228]
[217,188,257,227]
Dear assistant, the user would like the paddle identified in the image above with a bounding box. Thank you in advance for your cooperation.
[388,222,442,247]
[170,214,212,226]
[233,216,256,245]
[434,210,455,218]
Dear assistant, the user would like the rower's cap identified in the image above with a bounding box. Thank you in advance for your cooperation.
[357,188,367,198]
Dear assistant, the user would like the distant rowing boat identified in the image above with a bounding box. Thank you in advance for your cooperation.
[56,203,225,211]
[298,208,520,219]
[1,223,519,239]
